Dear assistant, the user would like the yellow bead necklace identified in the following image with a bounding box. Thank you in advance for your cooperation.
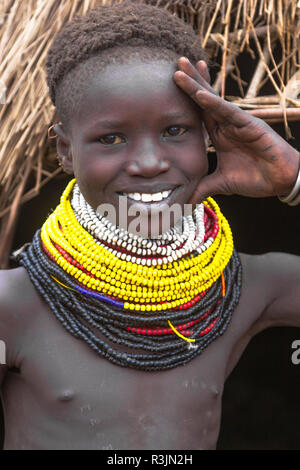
[41,179,233,312]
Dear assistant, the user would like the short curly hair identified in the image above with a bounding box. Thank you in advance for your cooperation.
[46,0,207,123]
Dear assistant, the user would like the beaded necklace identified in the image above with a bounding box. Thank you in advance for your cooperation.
[19,179,242,371]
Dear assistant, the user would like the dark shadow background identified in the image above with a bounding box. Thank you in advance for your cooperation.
[1,42,300,449]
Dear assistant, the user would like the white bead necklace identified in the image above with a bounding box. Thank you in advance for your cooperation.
[70,183,212,266]
[73,185,189,246]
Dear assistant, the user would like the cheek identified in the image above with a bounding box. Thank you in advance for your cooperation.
[72,153,121,208]
[74,153,120,188]
[179,144,208,180]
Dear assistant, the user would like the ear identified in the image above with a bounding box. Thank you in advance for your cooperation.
[54,123,74,175]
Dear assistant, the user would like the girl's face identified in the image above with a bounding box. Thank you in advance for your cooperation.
[58,60,208,233]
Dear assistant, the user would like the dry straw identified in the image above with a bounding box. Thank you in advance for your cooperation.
[0,0,299,267]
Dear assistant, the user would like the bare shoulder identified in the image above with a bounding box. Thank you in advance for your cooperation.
[238,249,299,287]
[239,250,300,281]
[228,251,275,331]
[0,266,37,307]
[0,267,40,345]
[237,250,300,330]
[239,250,300,300]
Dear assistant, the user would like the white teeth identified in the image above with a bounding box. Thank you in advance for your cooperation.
[152,192,163,201]
[141,193,152,202]
[123,190,172,202]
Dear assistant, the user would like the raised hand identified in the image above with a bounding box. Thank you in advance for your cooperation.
[174,57,300,204]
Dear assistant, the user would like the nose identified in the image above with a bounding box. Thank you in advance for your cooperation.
[126,138,170,177]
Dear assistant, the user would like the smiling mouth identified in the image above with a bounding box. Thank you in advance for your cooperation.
[118,189,175,203]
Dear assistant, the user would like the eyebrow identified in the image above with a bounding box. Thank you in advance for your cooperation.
[161,111,194,120]
[85,112,194,131]
[85,119,127,131]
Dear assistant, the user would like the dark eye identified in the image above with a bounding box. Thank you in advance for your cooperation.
[163,126,187,137]
[99,134,125,145]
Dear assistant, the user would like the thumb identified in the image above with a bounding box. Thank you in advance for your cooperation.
[188,171,229,205]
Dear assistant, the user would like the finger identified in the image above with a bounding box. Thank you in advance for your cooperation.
[187,171,229,205]
[177,57,212,92]
[174,68,217,137]
[195,60,211,85]
[174,71,251,128]
[202,110,218,140]
[174,70,206,103]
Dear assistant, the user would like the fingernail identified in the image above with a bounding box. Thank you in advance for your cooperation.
[174,70,185,80]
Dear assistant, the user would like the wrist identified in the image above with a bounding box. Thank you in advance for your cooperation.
[278,151,300,205]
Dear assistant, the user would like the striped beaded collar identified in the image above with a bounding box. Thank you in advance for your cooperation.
[18,179,242,370]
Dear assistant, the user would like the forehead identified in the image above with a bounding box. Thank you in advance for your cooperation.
[88,60,177,95]
[71,60,201,127]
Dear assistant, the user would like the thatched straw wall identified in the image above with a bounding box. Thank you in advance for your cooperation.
[0,0,299,267]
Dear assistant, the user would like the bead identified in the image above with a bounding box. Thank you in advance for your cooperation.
[24,178,243,371]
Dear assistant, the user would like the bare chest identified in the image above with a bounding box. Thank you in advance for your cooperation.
[2,256,267,449]
[3,305,229,449]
